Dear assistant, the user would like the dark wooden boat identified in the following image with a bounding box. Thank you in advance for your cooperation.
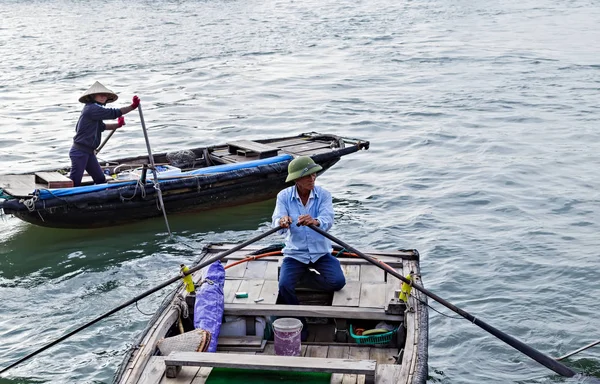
[113,243,428,384]
[0,132,368,229]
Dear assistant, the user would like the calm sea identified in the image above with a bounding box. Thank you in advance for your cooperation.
[1,0,599,383]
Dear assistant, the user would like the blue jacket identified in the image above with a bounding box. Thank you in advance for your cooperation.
[271,184,334,263]
[73,103,122,153]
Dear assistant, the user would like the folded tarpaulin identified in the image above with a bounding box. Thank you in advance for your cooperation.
[193,260,225,352]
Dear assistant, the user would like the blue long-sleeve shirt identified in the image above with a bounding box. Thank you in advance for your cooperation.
[72,103,122,153]
[271,184,334,263]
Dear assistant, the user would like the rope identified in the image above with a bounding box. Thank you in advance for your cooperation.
[135,301,153,316]
[120,179,146,201]
[173,294,189,319]
[19,195,39,212]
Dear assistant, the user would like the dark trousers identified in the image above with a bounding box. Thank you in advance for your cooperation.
[68,147,105,187]
[278,253,346,306]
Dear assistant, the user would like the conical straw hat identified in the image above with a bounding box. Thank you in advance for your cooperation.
[79,81,118,103]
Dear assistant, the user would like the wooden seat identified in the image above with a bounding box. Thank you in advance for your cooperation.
[227,140,279,159]
[224,303,403,321]
[165,351,377,384]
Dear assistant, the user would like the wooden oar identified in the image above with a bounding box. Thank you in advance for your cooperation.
[95,128,116,155]
[138,102,172,237]
[307,224,578,378]
[0,225,283,375]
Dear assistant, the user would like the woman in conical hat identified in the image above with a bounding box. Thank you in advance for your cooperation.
[69,81,140,187]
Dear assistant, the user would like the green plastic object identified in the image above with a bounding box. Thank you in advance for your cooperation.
[206,368,331,384]
[349,324,397,345]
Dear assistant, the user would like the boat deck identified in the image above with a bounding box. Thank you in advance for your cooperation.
[115,245,427,384]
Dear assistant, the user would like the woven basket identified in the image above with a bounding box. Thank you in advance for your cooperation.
[157,329,211,356]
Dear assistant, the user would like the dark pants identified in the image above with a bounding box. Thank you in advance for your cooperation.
[278,253,346,306]
[68,147,105,187]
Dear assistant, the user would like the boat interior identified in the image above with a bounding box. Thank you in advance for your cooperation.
[117,244,425,384]
[0,133,363,197]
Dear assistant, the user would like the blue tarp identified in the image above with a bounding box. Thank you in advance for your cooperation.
[193,261,225,353]
[36,154,293,200]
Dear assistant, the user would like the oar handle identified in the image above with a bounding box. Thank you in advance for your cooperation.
[0,226,282,375]
[307,224,578,378]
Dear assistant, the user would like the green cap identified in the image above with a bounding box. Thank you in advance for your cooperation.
[285,156,323,183]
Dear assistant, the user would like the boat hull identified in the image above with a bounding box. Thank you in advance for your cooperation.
[1,133,366,229]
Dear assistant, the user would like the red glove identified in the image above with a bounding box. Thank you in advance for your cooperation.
[130,95,140,110]
[117,116,126,127]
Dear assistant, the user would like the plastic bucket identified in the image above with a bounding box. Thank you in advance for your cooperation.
[272,318,303,356]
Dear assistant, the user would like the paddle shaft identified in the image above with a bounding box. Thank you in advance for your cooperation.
[95,128,116,155]
[0,226,282,375]
[138,102,172,237]
[307,224,577,378]
[556,339,600,361]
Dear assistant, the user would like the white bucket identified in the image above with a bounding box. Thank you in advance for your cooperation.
[272,318,303,356]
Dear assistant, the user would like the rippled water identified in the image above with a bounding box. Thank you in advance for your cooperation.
[1,0,599,383]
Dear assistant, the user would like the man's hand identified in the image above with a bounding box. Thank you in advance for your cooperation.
[117,116,125,128]
[297,214,318,227]
[279,216,293,228]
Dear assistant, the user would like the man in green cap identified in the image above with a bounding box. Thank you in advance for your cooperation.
[272,156,346,337]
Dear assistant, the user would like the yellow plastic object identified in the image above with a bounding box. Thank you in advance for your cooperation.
[361,328,390,336]
[180,264,195,293]
[399,273,412,302]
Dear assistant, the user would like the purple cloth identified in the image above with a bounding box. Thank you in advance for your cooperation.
[193,261,225,352]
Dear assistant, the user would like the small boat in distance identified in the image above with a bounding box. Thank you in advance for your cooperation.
[0,132,369,229]
[113,243,428,384]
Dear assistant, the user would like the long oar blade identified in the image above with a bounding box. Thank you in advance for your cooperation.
[0,226,282,375]
[307,224,578,378]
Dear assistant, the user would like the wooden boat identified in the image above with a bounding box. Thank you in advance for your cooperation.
[0,132,368,229]
[113,243,428,384]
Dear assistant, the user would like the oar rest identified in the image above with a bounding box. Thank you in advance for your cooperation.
[164,351,377,384]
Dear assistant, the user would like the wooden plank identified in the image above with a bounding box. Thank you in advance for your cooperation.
[223,303,403,321]
[369,348,398,365]
[0,174,35,196]
[35,172,73,188]
[359,283,388,309]
[217,336,262,347]
[135,356,165,384]
[375,364,403,384]
[332,281,361,307]
[223,279,242,304]
[341,264,360,281]
[360,265,385,283]
[258,280,279,304]
[165,352,377,376]
[327,346,350,384]
[190,367,212,384]
[348,346,371,384]
[243,260,268,279]
[233,279,264,303]
[225,260,246,278]
[264,261,279,280]
[305,345,329,358]
[162,366,200,383]
[227,140,280,159]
